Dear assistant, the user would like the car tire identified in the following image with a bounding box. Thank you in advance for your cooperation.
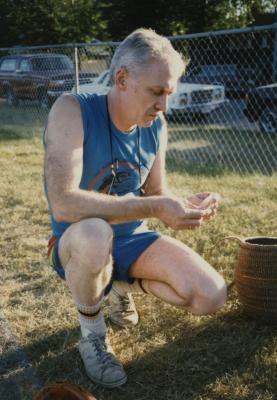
[6,87,18,106]
[259,108,277,135]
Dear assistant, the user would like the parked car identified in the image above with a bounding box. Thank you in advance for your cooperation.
[74,69,225,118]
[167,82,225,119]
[244,83,277,135]
[182,64,255,98]
[72,69,111,95]
[0,53,97,107]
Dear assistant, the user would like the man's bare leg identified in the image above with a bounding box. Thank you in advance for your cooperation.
[129,235,227,315]
[58,217,127,388]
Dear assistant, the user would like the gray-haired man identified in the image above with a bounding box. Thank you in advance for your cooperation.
[44,28,226,387]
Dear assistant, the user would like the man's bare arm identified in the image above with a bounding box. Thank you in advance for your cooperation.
[45,94,166,224]
[45,95,207,228]
[143,115,173,197]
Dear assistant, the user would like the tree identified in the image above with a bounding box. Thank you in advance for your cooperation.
[0,0,58,47]
[0,0,276,48]
[0,0,108,47]
[52,0,108,43]
[106,0,277,40]
[105,0,188,40]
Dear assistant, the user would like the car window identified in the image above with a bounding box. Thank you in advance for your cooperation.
[31,56,73,71]
[188,66,201,76]
[203,65,237,76]
[0,58,17,72]
[19,59,31,72]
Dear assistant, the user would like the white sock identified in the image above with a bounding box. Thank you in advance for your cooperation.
[112,279,148,295]
[76,301,106,338]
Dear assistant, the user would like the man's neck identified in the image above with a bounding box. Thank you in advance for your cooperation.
[107,90,137,133]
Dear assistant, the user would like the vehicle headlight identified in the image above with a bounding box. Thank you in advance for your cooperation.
[214,88,222,100]
[48,80,66,88]
[179,93,188,105]
[55,80,65,85]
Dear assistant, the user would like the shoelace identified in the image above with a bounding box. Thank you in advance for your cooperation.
[87,334,119,366]
[115,293,134,314]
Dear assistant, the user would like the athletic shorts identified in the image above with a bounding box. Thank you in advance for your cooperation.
[47,230,160,293]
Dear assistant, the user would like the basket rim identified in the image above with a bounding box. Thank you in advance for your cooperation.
[240,236,277,250]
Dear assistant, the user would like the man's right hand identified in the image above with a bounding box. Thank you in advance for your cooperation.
[155,196,211,230]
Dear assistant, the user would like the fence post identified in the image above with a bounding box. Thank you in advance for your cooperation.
[273,10,277,83]
[74,45,79,94]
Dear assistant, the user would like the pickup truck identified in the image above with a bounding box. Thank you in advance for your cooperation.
[0,53,97,108]
[74,69,226,120]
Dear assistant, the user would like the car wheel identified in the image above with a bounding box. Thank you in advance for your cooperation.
[6,88,18,106]
[259,108,277,135]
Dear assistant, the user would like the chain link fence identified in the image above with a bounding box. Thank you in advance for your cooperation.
[1,24,277,174]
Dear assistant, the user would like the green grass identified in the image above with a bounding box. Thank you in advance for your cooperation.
[1,128,277,400]
[0,101,46,138]
[167,122,277,175]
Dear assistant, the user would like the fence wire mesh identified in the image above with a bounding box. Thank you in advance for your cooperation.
[0,24,277,174]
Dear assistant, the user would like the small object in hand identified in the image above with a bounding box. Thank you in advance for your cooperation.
[33,382,97,400]
[199,193,220,208]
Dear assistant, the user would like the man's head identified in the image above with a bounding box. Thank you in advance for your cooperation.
[109,28,186,129]
[110,28,185,86]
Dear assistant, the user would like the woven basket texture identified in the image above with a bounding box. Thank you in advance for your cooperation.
[234,237,277,320]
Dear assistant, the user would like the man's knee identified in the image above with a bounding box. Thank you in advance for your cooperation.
[190,276,227,315]
[60,218,113,273]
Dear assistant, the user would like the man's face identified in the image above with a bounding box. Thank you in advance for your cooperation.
[123,62,179,127]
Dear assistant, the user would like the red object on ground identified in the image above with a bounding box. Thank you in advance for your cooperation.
[33,382,97,400]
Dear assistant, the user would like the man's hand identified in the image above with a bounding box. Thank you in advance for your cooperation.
[185,192,221,220]
[155,195,212,230]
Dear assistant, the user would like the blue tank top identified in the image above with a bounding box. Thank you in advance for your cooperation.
[47,93,162,237]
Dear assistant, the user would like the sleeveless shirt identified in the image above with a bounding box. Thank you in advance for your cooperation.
[46,93,163,237]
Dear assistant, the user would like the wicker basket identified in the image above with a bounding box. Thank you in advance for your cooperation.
[232,236,277,321]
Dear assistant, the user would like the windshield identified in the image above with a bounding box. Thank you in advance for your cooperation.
[31,56,73,71]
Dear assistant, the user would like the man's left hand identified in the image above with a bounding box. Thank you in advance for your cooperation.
[184,192,221,219]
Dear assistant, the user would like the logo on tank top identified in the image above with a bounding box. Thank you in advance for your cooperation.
[87,161,149,196]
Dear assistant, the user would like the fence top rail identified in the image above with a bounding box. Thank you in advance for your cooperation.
[169,22,277,40]
[0,41,120,52]
[0,22,276,52]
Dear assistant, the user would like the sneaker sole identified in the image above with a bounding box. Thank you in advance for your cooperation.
[109,316,139,327]
[85,369,127,388]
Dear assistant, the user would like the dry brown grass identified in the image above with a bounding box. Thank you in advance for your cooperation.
[1,129,277,400]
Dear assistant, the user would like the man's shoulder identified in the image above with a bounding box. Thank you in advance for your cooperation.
[72,92,105,105]
[72,92,107,117]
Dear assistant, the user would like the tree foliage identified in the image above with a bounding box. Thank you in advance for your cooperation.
[0,0,108,47]
[106,0,276,39]
[0,0,276,47]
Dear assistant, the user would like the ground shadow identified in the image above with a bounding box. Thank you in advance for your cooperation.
[2,305,276,400]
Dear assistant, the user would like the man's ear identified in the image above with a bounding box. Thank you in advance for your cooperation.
[114,67,128,90]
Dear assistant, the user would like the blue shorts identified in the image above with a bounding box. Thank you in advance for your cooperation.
[48,231,160,293]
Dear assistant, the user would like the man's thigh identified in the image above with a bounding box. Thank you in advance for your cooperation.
[128,235,224,301]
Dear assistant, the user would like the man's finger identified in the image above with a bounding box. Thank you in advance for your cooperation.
[184,208,210,219]
[199,193,221,209]
[176,219,203,229]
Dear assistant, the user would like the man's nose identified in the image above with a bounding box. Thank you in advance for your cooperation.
[155,94,169,113]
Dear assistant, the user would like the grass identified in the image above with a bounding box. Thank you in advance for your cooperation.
[0,101,47,138]
[0,126,277,400]
[167,122,277,175]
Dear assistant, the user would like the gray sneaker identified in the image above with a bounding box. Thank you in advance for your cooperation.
[79,333,127,388]
[108,287,139,327]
